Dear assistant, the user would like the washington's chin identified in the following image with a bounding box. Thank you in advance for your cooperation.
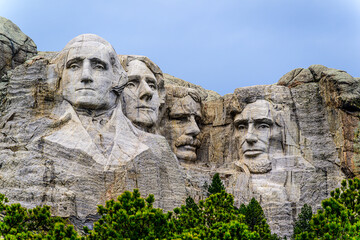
[175,145,197,161]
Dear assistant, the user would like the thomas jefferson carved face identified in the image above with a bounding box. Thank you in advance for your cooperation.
[61,42,117,111]
[121,60,160,130]
[234,100,275,173]
[166,95,201,161]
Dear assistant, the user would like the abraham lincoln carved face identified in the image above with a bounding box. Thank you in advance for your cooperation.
[234,100,281,173]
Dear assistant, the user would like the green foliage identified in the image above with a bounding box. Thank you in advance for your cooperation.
[294,178,360,240]
[208,173,226,196]
[0,188,281,239]
[84,189,172,240]
[292,204,312,239]
[0,193,80,239]
[239,198,279,240]
[172,190,261,239]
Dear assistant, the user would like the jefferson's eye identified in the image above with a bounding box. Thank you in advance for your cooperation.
[94,64,105,70]
[148,83,157,90]
[126,81,137,88]
[257,123,270,130]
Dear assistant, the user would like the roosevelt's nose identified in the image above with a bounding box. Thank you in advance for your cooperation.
[245,125,257,144]
[81,61,93,84]
[139,80,153,101]
[185,116,200,136]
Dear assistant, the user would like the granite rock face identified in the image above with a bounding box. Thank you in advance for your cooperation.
[0,19,359,238]
[0,16,37,78]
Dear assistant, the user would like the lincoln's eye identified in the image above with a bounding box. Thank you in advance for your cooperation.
[237,124,247,130]
[258,123,270,130]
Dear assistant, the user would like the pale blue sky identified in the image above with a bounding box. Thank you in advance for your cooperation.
[1,0,359,95]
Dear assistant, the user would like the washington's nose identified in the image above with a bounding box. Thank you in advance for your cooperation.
[81,62,93,84]
[186,116,200,136]
[139,80,153,101]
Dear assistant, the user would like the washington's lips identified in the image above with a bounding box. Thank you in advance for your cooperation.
[76,88,95,91]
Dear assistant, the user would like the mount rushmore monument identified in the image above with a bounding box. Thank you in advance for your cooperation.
[1,17,359,237]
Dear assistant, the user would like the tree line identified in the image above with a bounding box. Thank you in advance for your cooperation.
[0,173,359,239]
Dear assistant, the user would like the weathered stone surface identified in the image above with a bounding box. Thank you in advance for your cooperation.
[0,34,186,230]
[163,73,221,101]
[0,19,359,238]
[0,16,37,78]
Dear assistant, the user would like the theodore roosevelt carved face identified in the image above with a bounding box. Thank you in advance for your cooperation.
[162,88,202,162]
[234,100,278,173]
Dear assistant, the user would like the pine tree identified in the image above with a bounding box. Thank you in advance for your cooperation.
[292,204,312,239]
[208,173,225,196]
[84,189,172,240]
[294,178,360,239]
[185,196,199,213]
[0,193,80,239]
[239,198,279,240]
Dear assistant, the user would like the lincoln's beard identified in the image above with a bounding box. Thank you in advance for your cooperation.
[243,154,272,173]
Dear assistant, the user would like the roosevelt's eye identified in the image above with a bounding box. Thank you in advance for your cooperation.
[237,124,247,130]
[257,123,270,130]
[171,116,188,123]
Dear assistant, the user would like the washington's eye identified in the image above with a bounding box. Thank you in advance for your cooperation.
[69,63,80,70]
[257,123,270,130]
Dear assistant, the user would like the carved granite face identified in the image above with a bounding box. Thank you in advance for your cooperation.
[234,100,274,173]
[121,60,160,129]
[167,95,201,161]
[61,43,117,111]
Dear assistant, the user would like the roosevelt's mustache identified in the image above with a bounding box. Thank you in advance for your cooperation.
[175,135,201,148]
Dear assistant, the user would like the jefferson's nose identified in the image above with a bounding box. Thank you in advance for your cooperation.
[139,80,153,101]
[185,116,200,136]
[81,62,93,83]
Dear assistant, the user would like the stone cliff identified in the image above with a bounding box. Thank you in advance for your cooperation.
[0,17,359,237]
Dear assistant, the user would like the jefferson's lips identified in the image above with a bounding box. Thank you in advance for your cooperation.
[136,106,155,111]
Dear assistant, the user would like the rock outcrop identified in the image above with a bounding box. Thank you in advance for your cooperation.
[0,18,359,238]
[0,17,37,78]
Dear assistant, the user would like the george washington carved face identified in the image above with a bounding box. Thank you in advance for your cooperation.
[56,34,125,112]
